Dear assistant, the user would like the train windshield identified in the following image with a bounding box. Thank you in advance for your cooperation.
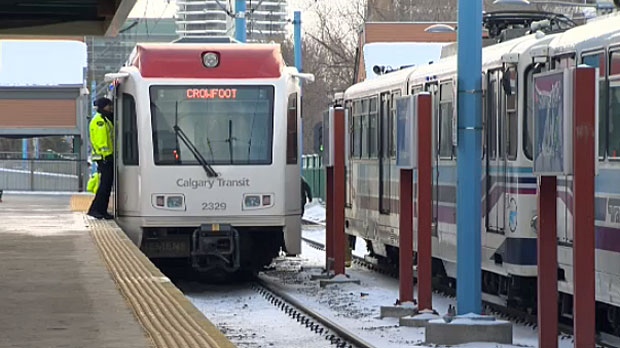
[150,85,274,165]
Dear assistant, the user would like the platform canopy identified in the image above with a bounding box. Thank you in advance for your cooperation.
[0,0,137,37]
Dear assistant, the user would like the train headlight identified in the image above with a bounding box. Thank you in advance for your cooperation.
[244,195,261,208]
[243,193,274,210]
[202,52,219,68]
[152,194,186,211]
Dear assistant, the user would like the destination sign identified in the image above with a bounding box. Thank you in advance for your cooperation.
[186,88,238,99]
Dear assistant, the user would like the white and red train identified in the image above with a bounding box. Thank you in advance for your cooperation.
[104,41,314,275]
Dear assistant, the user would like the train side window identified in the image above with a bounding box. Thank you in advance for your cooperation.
[353,100,362,158]
[369,96,378,158]
[347,104,354,158]
[122,93,139,166]
[439,82,454,159]
[361,99,370,158]
[390,90,401,158]
[488,78,498,160]
[286,93,298,164]
[481,72,486,159]
[583,52,607,159]
[552,54,576,69]
[609,51,620,158]
[505,68,518,161]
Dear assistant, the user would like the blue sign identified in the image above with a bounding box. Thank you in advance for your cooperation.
[532,69,573,176]
[395,95,417,169]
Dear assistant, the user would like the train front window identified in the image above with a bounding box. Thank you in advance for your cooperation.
[150,85,274,165]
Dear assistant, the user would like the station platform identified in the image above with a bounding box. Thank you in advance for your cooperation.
[0,192,235,348]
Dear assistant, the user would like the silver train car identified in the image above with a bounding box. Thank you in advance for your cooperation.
[104,42,314,274]
[339,12,620,336]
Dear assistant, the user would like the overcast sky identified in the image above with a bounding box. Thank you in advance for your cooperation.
[127,0,346,32]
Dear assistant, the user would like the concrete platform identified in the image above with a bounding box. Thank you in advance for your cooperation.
[425,313,513,345]
[0,193,235,348]
[399,310,440,327]
[379,302,417,319]
[318,274,361,288]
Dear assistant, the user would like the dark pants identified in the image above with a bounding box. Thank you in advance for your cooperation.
[88,158,114,215]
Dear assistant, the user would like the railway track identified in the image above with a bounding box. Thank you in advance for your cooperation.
[299,222,617,348]
[252,275,377,348]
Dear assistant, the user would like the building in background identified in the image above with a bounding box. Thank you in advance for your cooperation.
[85,17,179,100]
[175,0,288,42]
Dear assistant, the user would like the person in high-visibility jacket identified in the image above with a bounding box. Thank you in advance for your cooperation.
[87,97,114,220]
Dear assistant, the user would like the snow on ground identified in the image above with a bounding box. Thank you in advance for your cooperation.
[183,282,327,348]
[290,202,577,348]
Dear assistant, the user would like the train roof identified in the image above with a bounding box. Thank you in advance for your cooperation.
[344,64,415,98]
[345,32,555,99]
[548,12,620,56]
[126,43,285,79]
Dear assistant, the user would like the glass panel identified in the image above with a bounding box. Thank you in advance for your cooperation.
[122,93,139,165]
[610,52,620,76]
[489,80,497,160]
[150,85,274,165]
[286,93,298,164]
[439,101,453,158]
[609,83,620,158]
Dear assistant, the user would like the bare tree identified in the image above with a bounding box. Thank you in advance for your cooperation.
[284,0,367,154]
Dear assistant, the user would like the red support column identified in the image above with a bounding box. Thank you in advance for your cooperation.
[332,107,346,275]
[325,166,334,272]
[399,168,414,303]
[572,66,596,348]
[537,175,558,348]
[416,93,433,311]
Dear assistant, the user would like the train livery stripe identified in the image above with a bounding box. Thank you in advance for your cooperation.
[499,226,620,266]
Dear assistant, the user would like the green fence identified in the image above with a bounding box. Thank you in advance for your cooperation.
[302,154,325,202]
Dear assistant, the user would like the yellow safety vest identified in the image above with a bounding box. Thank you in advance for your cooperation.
[89,113,114,160]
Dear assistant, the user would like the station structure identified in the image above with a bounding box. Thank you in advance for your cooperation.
[0,1,610,348]
[0,2,236,348]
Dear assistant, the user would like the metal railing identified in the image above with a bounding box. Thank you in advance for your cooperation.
[302,154,325,202]
[0,158,87,192]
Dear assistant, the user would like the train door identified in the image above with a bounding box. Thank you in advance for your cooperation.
[486,70,506,233]
[422,83,439,236]
[113,85,141,217]
[379,92,391,214]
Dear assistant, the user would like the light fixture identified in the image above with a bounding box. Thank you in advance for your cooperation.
[424,24,456,33]
[202,52,220,68]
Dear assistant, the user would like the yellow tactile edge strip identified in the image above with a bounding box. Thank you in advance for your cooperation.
[71,196,236,348]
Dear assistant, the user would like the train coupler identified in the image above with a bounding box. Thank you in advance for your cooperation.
[190,223,240,272]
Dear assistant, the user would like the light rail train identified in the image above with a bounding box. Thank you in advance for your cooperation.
[103,41,314,275]
[337,11,620,337]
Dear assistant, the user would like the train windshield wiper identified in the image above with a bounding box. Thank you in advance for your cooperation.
[173,102,218,178]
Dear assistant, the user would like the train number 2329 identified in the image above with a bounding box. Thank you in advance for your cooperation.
[202,202,227,211]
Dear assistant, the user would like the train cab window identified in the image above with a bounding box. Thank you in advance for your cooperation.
[583,52,607,159]
[552,55,576,69]
[150,85,274,165]
[439,82,454,159]
[122,93,139,165]
[369,96,378,158]
[609,51,620,158]
[353,100,362,158]
[286,93,298,164]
